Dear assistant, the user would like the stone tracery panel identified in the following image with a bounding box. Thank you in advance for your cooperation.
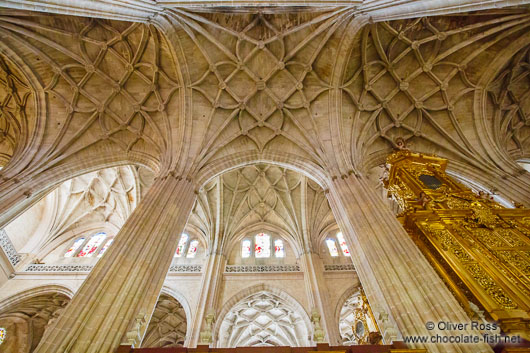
[0,15,178,173]
[340,12,530,172]
[0,292,69,353]
[188,163,335,256]
[487,43,530,160]
[217,290,310,347]
[4,165,153,259]
[141,294,187,348]
[0,54,35,167]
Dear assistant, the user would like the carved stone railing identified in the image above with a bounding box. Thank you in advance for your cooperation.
[25,264,94,272]
[0,228,21,266]
[225,264,301,273]
[168,264,202,273]
[324,264,356,271]
[25,264,203,273]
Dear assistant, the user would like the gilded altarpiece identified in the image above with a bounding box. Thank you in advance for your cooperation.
[384,151,530,339]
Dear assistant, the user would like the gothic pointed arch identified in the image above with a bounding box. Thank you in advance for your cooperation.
[216,284,312,348]
[0,286,72,353]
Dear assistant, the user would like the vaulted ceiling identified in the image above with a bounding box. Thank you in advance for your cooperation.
[188,163,335,255]
[0,5,528,190]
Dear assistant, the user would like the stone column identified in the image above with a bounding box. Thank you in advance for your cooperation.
[34,175,196,353]
[299,251,341,345]
[327,174,493,353]
[0,170,57,229]
[189,251,226,347]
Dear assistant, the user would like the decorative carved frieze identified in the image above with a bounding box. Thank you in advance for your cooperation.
[168,264,203,273]
[225,264,301,273]
[324,264,356,271]
[25,264,203,273]
[0,228,20,266]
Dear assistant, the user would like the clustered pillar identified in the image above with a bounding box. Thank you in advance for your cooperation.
[34,175,197,353]
[327,174,493,353]
[299,250,341,345]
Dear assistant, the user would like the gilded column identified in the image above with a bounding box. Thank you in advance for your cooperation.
[34,175,197,353]
[299,250,341,345]
[327,174,493,353]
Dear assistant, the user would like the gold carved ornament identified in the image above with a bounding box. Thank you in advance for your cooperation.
[385,150,530,340]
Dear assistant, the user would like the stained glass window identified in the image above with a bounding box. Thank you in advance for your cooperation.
[97,239,114,257]
[64,238,85,257]
[174,233,189,257]
[255,233,271,258]
[336,232,351,256]
[187,240,199,258]
[242,239,251,258]
[0,327,5,346]
[326,238,339,257]
[77,232,107,257]
[274,239,285,258]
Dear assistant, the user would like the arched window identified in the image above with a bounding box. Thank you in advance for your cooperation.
[325,238,339,257]
[242,239,252,258]
[240,234,286,259]
[187,240,199,258]
[64,237,85,257]
[255,233,271,258]
[173,233,200,258]
[77,232,107,257]
[97,239,114,257]
[274,239,284,258]
[326,232,351,257]
[64,232,112,258]
[336,232,351,256]
[174,233,189,257]
[0,327,5,346]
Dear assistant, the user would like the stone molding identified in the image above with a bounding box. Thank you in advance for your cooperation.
[225,264,301,273]
[0,228,20,266]
[324,264,356,272]
[25,264,203,273]
[168,264,203,273]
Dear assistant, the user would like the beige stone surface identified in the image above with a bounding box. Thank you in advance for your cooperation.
[0,3,529,353]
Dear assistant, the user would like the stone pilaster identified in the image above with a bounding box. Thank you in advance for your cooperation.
[34,175,196,353]
[299,251,341,345]
[189,252,226,347]
[327,174,493,353]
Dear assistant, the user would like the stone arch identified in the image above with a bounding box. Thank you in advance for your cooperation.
[0,285,72,353]
[0,154,158,230]
[334,285,379,345]
[334,285,360,332]
[5,164,152,259]
[0,42,45,174]
[195,151,330,191]
[141,288,190,348]
[215,284,312,348]
[474,30,530,171]
[224,221,304,260]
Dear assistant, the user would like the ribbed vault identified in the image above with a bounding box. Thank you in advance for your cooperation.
[187,163,335,255]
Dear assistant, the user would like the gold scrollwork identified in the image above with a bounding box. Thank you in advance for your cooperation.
[465,264,517,309]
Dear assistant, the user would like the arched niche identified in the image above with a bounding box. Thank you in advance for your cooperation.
[0,287,71,353]
[216,286,312,348]
[141,293,188,348]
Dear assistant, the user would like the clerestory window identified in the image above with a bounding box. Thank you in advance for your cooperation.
[241,233,285,258]
[64,232,113,258]
[326,232,351,257]
[174,233,200,258]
